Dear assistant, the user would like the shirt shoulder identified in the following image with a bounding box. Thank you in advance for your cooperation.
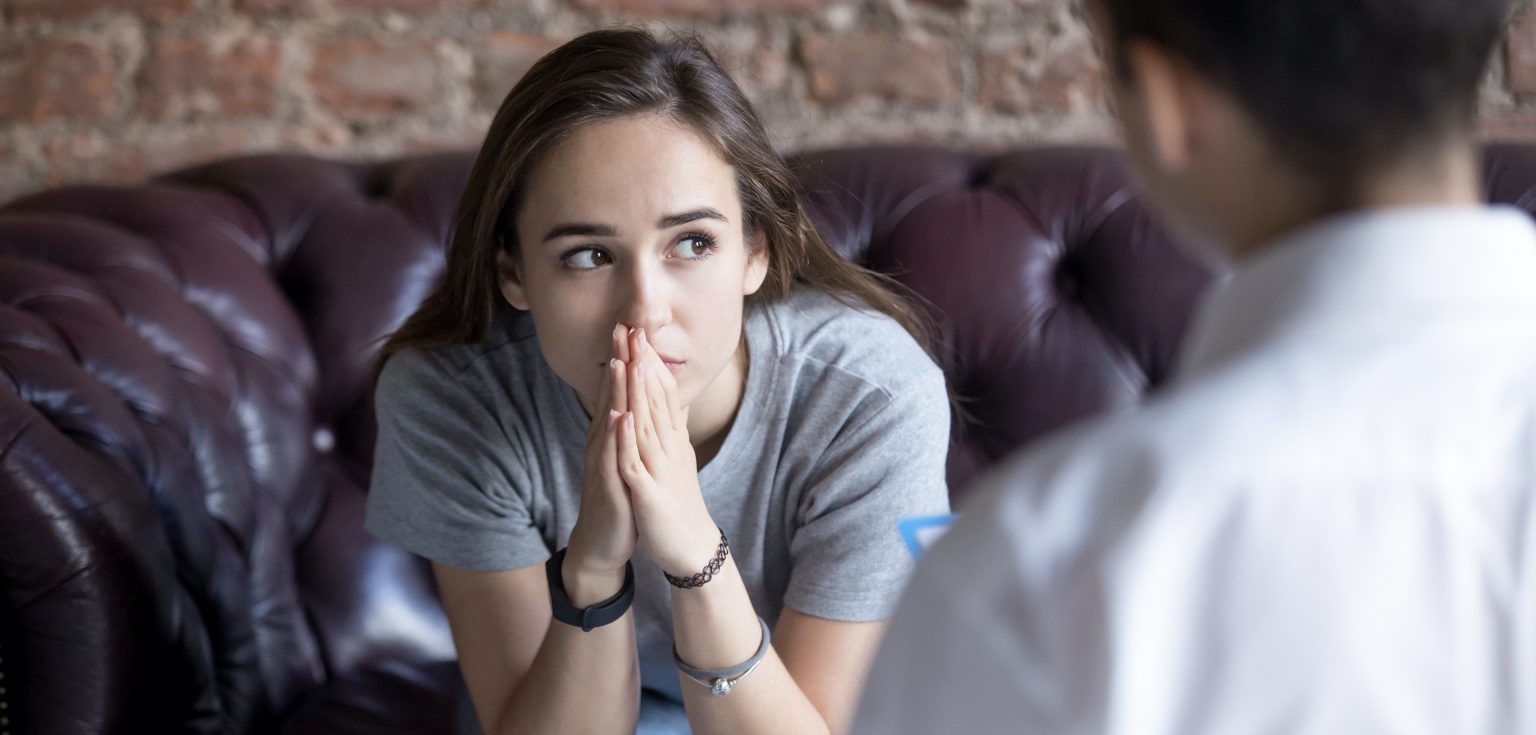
[958,360,1286,559]
[377,306,545,400]
[760,287,944,400]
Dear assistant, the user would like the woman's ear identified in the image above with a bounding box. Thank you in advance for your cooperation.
[496,250,531,311]
[742,231,770,296]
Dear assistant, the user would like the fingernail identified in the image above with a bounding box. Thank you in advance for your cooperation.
[608,409,621,428]
[609,358,620,370]
[638,330,648,347]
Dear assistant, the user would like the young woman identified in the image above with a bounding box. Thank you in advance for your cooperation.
[365,28,950,735]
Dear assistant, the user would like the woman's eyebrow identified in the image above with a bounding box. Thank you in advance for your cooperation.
[657,208,728,228]
[542,222,617,243]
[540,209,727,244]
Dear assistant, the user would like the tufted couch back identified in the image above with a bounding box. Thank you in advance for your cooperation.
[2,144,1536,732]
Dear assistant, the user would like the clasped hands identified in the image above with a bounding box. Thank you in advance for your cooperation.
[564,324,721,589]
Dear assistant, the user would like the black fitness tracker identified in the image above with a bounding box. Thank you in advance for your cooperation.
[545,547,636,632]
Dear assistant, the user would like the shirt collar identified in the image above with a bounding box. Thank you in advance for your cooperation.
[1175,205,1536,377]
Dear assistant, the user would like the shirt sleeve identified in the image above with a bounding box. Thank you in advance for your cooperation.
[364,348,550,571]
[782,359,952,621]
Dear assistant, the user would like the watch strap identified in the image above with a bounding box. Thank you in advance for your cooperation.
[545,547,635,632]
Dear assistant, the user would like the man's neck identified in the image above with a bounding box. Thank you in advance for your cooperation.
[1226,141,1483,260]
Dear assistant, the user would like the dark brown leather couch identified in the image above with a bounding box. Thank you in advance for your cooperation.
[2,144,1534,733]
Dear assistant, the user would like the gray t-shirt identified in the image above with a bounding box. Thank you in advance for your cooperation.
[366,287,951,701]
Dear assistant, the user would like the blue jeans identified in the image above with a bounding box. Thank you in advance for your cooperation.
[454,684,691,734]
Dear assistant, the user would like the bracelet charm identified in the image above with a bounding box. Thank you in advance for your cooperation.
[674,616,772,696]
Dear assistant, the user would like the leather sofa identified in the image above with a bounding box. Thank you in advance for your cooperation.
[3,144,1534,732]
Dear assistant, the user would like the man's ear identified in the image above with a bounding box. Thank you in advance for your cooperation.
[743,231,770,296]
[496,249,530,311]
[1123,40,1209,173]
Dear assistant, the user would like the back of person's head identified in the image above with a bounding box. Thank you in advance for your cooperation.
[376,28,928,371]
[1094,0,1516,186]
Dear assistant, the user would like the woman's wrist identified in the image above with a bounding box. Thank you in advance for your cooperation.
[561,553,629,607]
[561,528,631,606]
[662,526,730,589]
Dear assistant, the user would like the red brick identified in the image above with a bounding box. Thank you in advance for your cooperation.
[708,30,790,94]
[331,0,459,13]
[473,32,562,108]
[977,40,1104,115]
[238,0,317,15]
[8,0,198,23]
[39,127,259,189]
[39,132,148,188]
[140,33,282,121]
[799,32,959,107]
[0,37,118,123]
[401,120,491,153]
[570,0,824,19]
[1507,5,1536,96]
[280,119,354,153]
[308,36,454,119]
[137,127,261,174]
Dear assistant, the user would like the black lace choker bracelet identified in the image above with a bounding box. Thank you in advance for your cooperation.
[664,528,729,589]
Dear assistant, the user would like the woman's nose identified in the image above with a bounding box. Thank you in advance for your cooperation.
[618,263,671,333]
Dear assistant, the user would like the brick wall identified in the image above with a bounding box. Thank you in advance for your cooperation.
[0,0,1533,202]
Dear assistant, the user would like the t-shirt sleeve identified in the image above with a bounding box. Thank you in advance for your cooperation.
[364,348,550,571]
[783,359,951,621]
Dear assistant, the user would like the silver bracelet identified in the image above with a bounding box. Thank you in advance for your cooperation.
[673,616,771,696]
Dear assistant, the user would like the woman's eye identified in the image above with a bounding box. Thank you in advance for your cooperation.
[670,235,716,260]
[562,248,611,270]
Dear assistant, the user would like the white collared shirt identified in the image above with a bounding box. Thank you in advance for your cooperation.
[854,206,1536,735]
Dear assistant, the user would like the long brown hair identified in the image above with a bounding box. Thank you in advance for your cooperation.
[375,28,931,373]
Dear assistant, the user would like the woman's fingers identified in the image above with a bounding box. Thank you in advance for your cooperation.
[627,332,652,434]
[626,329,678,472]
[616,412,653,495]
[655,345,685,436]
[630,360,672,472]
[639,330,672,434]
[612,323,630,364]
[599,409,624,487]
[608,358,626,419]
[586,358,612,443]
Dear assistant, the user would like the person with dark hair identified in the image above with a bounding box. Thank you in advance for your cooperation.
[364,28,950,735]
[855,1,1535,732]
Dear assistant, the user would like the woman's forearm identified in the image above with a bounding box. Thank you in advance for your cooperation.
[494,565,641,735]
[670,559,833,735]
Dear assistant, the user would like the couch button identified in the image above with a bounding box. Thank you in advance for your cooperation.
[312,427,335,453]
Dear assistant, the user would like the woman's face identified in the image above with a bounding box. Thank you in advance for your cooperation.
[500,114,769,415]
